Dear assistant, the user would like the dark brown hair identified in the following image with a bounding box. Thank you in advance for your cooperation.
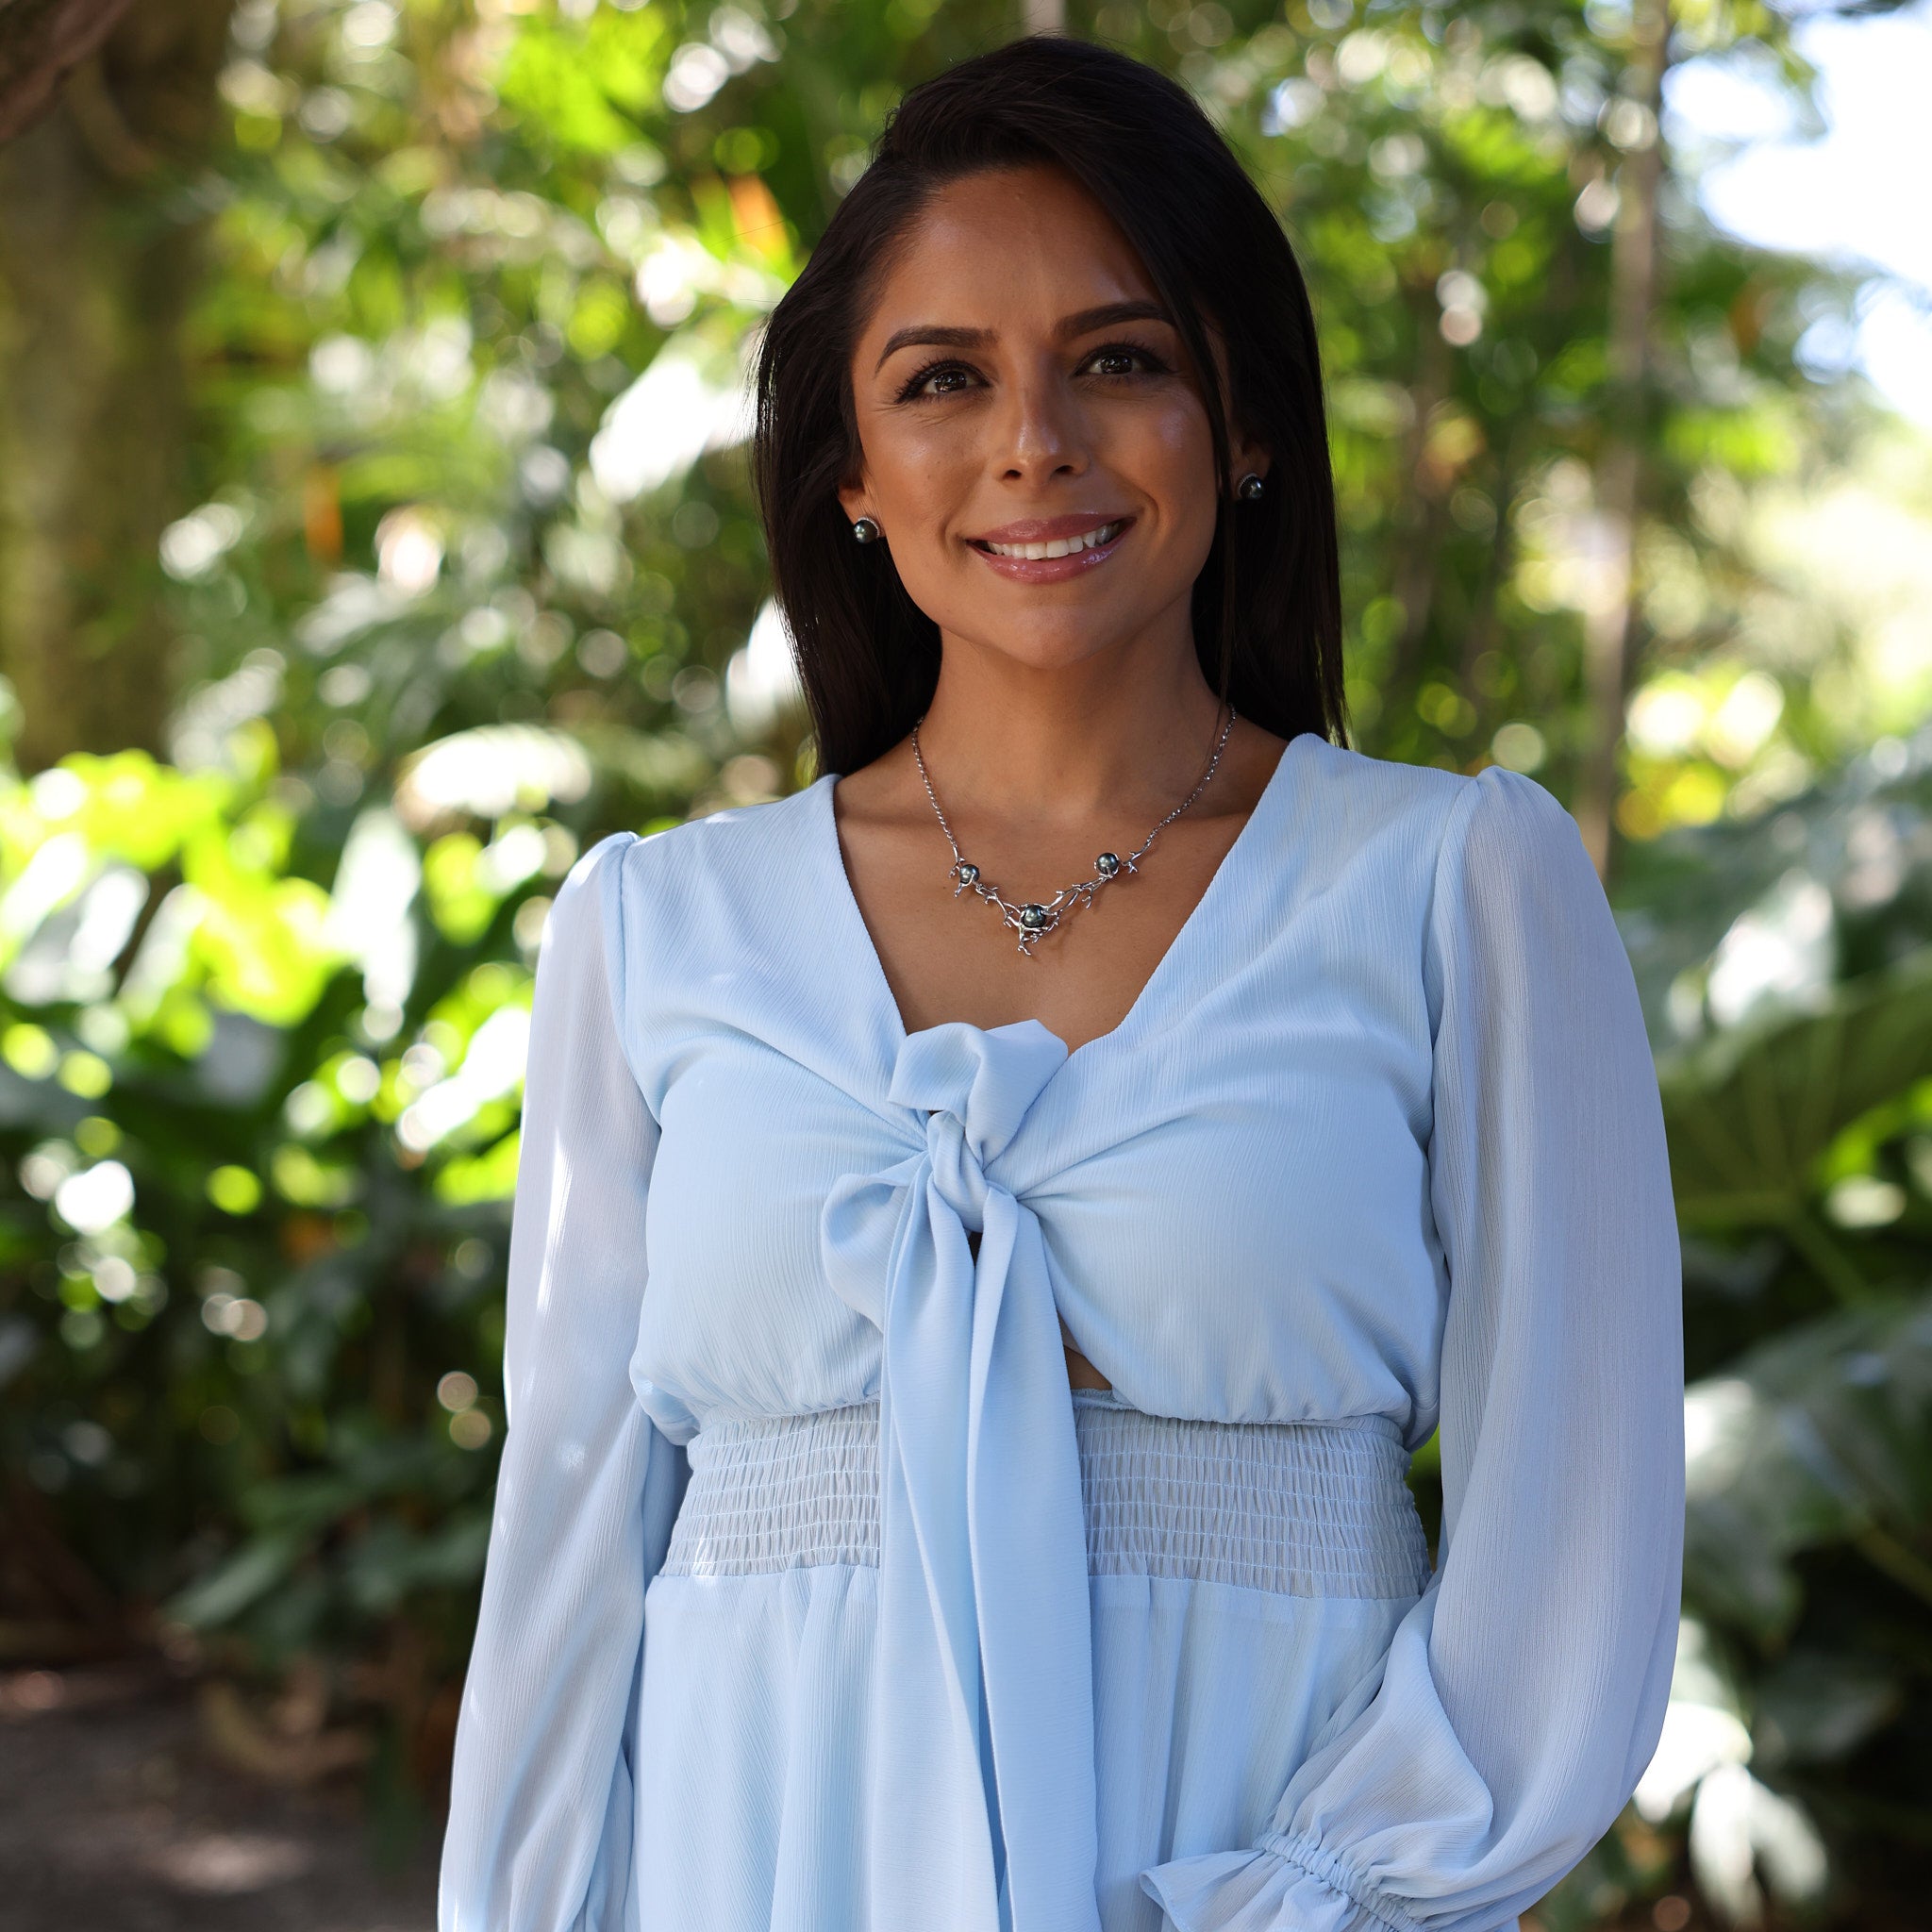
[752,34,1347,777]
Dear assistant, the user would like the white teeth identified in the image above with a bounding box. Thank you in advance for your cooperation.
[983,521,1123,560]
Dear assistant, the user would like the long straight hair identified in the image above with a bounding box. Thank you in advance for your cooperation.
[752,35,1347,778]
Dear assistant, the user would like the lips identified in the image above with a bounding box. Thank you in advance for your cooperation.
[977,520,1125,560]
[965,512,1134,582]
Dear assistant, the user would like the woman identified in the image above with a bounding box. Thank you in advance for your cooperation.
[441,35,1682,1932]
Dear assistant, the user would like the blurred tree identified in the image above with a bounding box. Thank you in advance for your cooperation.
[0,0,135,140]
[1574,0,1668,869]
[0,0,232,766]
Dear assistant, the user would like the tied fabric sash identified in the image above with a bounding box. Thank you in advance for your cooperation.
[820,1021,1103,1932]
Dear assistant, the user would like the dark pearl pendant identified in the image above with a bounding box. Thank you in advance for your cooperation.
[955,862,979,886]
[1018,903,1051,931]
[1094,852,1121,878]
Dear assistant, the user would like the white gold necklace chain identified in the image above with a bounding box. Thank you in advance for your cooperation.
[908,705,1238,958]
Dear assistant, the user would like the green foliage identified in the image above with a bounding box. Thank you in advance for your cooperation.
[1662,953,1932,1258]
[1549,741,1932,1924]
[1683,1290,1932,1642]
[0,744,541,1759]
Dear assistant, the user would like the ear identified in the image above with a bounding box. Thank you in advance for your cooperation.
[836,479,873,527]
[1228,424,1271,491]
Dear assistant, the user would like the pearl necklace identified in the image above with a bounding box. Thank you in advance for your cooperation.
[908,706,1238,958]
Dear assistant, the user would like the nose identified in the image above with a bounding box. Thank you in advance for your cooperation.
[995,355,1089,486]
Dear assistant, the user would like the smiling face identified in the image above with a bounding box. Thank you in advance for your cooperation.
[839,164,1264,684]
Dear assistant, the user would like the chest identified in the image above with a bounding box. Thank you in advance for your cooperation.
[628,923,1444,1421]
[840,804,1256,1054]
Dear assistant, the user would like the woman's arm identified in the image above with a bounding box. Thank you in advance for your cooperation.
[1141,764,1685,1932]
[440,835,687,1932]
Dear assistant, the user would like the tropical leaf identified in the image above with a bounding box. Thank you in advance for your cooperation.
[1660,949,1932,1241]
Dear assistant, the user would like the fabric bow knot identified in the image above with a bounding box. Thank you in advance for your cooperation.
[820,1021,1103,1932]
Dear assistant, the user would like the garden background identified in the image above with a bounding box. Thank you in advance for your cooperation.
[0,0,1929,1926]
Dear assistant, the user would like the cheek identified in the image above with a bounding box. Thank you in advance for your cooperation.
[1107,403,1220,562]
[860,417,977,512]
[1131,404,1218,501]
[867,449,970,599]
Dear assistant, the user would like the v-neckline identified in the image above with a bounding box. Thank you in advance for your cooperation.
[820,728,1310,1078]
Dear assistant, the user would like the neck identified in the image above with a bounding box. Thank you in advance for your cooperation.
[914,624,1227,831]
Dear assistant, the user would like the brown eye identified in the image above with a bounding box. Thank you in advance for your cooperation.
[1082,341,1169,380]
[893,358,980,403]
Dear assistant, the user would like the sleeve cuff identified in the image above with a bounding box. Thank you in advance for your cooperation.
[1139,1833,1424,1932]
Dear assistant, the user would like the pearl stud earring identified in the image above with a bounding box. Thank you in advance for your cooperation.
[1236,474,1265,502]
[852,516,882,543]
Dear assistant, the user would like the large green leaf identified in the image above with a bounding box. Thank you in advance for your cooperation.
[1682,1289,1932,1642]
[1659,949,1932,1235]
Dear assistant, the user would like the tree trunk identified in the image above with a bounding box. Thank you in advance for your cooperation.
[1389,303,1454,701]
[0,0,133,142]
[1458,425,1524,685]
[1573,0,1671,882]
[0,0,230,769]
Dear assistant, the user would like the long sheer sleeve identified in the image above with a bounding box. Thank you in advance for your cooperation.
[441,834,688,1932]
[1141,764,1684,1932]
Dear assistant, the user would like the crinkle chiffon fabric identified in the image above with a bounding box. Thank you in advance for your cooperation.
[439,733,1684,1932]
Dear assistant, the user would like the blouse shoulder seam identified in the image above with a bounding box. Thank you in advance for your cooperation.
[1428,763,1493,886]
[1420,771,1491,1032]
[581,830,654,1114]
[1424,762,1583,964]
[600,830,640,1017]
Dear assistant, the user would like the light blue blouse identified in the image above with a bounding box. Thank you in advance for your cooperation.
[439,732,1684,1932]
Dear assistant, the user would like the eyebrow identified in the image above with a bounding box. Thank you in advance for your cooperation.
[872,300,1175,373]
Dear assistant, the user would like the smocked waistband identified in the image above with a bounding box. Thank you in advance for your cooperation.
[658,1398,1431,1601]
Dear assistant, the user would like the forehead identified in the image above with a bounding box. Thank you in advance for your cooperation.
[858,165,1158,342]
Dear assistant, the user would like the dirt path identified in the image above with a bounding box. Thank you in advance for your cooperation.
[0,1666,437,1932]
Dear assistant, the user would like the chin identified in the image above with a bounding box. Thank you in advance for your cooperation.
[933,582,1185,671]
[947,612,1141,675]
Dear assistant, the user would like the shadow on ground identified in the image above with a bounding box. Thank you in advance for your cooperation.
[0,1665,437,1932]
